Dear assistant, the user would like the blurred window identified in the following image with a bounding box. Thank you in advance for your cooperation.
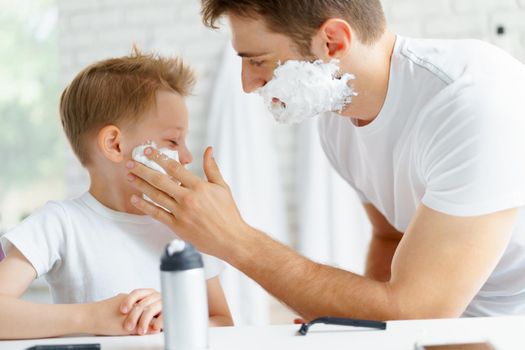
[0,0,63,235]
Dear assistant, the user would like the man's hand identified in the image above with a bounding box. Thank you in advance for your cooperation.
[120,288,163,335]
[126,146,250,259]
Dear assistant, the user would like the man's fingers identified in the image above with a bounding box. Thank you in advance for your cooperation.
[128,173,184,212]
[130,194,181,230]
[128,162,187,201]
[203,147,227,187]
[120,288,157,314]
[144,147,200,188]
[293,318,306,324]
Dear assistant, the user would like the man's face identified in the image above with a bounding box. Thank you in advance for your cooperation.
[229,13,307,93]
[229,14,357,124]
[123,90,193,166]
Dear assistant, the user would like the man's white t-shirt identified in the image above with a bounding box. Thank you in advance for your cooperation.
[0,192,225,304]
[319,36,525,317]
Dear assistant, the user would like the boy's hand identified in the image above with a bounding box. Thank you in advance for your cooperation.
[120,288,163,335]
[88,293,137,336]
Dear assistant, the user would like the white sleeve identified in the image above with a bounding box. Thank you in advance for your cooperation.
[0,202,66,277]
[201,253,226,280]
[420,91,525,217]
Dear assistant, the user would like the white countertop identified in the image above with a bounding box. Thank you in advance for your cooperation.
[1,316,524,349]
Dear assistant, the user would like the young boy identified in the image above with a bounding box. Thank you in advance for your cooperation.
[0,49,233,339]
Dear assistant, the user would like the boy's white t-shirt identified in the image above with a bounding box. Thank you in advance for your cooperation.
[0,192,225,304]
[319,36,525,316]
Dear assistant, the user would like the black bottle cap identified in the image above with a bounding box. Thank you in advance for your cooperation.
[160,241,204,272]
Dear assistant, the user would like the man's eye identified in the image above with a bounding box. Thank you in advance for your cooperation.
[250,59,265,67]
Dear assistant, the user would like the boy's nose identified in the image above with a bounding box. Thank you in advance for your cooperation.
[179,149,193,165]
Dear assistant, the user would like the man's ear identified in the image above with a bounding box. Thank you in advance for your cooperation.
[312,18,352,60]
[97,125,124,163]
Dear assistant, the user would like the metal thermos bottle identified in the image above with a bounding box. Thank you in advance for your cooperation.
[161,239,208,350]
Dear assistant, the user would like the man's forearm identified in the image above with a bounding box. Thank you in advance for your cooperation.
[365,235,400,282]
[0,295,90,339]
[209,315,234,327]
[228,227,398,322]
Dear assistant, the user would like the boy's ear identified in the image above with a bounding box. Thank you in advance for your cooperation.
[97,125,124,163]
[312,18,352,60]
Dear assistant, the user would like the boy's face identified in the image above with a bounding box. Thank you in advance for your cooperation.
[122,90,193,166]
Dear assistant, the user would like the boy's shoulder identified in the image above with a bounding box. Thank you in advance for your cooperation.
[0,196,85,276]
[29,195,86,224]
[3,194,90,240]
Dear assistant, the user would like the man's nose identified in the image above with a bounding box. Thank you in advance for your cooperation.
[241,65,267,93]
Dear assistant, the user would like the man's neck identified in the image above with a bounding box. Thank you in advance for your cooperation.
[338,31,397,126]
[88,167,144,215]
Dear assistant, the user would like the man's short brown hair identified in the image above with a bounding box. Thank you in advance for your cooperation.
[60,48,195,166]
[201,0,387,56]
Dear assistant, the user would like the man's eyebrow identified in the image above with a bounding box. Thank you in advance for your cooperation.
[237,51,269,58]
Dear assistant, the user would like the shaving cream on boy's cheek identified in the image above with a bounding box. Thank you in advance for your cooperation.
[132,141,179,210]
[256,59,357,124]
[132,141,179,173]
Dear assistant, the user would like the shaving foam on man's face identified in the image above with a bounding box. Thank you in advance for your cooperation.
[256,59,357,124]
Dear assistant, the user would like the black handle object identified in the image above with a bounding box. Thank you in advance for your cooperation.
[25,344,101,350]
[297,317,387,336]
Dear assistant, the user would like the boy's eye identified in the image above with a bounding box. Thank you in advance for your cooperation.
[168,140,178,147]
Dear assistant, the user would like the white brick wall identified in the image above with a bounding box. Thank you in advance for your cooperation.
[382,0,525,60]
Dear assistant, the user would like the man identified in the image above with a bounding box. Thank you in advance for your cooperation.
[126,0,525,320]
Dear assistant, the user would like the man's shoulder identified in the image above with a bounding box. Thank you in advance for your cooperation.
[400,36,502,80]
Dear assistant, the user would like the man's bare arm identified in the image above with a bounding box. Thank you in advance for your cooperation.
[363,204,403,282]
[127,148,517,321]
[207,277,234,326]
[230,206,516,320]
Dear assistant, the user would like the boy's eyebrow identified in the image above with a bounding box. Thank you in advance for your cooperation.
[165,126,185,132]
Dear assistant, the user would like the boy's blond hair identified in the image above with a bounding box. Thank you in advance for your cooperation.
[60,48,195,166]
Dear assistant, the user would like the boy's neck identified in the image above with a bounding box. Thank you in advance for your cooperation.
[88,168,144,215]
